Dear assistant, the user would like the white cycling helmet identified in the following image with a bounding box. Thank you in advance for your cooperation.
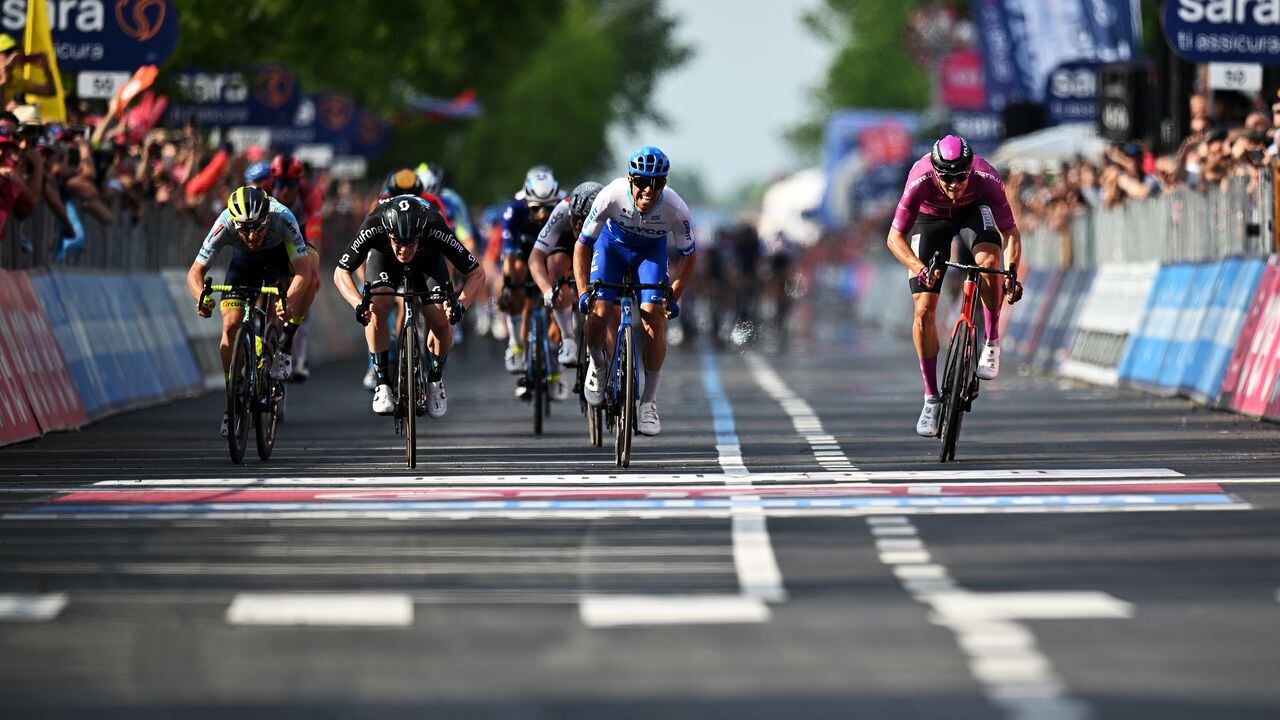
[521,165,559,207]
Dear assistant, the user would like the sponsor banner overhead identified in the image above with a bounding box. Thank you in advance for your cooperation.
[820,110,920,226]
[1164,0,1280,64]
[168,64,301,129]
[0,0,179,71]
[1045,61,1099,125]
[940,49,986,110]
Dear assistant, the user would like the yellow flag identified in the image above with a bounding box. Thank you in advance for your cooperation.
[22,0,66,123]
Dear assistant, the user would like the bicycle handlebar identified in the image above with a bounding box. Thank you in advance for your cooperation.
[927,252,1018,281]
[199,277,285,315]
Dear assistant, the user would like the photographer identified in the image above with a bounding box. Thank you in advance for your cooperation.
[0,34,54,110]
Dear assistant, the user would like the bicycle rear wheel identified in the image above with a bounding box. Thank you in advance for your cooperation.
[254,322,282,461]
[938,324,971,463]
[226,326,252,464]
[615,325,636,468]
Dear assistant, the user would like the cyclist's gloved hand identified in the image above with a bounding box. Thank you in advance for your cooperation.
[355,302,371,326]
[577,290,594,314]
[1005,279,1024,304]
[915,264,939,291]
[665,297,680,320]
[448,300,466,326]
[543,287,557,308]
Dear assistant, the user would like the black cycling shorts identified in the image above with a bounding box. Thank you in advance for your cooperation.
[907,204,1003,294]
[225,244,294,290]
[366,249,450,297]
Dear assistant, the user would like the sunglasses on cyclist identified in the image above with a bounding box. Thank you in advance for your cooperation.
[630,175,666,191]
[938,171,969,184]
[389,234,418,248]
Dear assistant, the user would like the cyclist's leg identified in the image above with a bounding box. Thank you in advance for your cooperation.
[909,215,954,400]
[365,251,404,388]
[959,204,1006,343]
[585,236,628,363]
[219,249,265,374]
[547,247,575,343]
[636,243,669,404]
[419,256,453,380]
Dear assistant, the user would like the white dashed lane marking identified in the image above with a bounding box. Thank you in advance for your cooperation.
[744,353,858,472]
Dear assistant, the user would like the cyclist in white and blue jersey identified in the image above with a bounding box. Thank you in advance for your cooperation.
[573,146,697,436]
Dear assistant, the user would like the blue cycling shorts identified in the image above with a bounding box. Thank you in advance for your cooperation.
[588,229,669,305]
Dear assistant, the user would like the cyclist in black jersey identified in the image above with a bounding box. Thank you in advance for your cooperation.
[333,195,485,418]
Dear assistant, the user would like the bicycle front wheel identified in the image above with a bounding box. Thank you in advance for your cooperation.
[402,322,418,468]
[938,324,971,463]
[532,316,545,436]
[615,325,636,468]
[254,322,282,461]
[226,326,252,464]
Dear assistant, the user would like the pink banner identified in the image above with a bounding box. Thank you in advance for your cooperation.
[0,271,43,445]
[940,49,987,111]
[1221,264,1280,417]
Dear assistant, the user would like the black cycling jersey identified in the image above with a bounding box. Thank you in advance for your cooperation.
[337,196,479,276]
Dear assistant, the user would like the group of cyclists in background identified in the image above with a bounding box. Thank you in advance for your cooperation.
[184,133,1024,459]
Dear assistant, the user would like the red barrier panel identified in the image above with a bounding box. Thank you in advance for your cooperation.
[2,271,87,431]
[1219,263,1280,417]
[0,270,42,445]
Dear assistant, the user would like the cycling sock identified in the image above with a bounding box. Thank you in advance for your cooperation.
[281,321,301,353]
[371,350,391,385]
[553,308,574,337]
[505,315,520,345]
[920,355,939,399]
[641,370,661,403]
[590,346,606,367]
[984,304,1001,344]
[293,323,308,362]
[428,351,446,382]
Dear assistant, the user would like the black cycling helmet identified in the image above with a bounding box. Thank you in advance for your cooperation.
[380,194,430,245]
[384,168,424,196]
[930,135,973,177]
[569,181,604,218]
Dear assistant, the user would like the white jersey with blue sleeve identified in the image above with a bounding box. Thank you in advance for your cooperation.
[578,178,695,256]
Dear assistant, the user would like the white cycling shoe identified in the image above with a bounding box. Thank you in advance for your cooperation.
[558,337,579,367]
[220,411,230,438]
[362,368,377,391]
[916,396,941,437]
[269,353,293,381]
[504,344,525,373]
[428,380,447,419]
[638,401,661,436]
[372,384,395,415]
[549,374,569,402]
[976,342,1001,380]
[584,357,605,407]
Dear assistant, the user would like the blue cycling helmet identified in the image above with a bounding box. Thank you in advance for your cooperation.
[628,146,670,177]
[244,161,270,184]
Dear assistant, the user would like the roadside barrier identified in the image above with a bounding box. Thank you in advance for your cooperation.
[0,270,87,432]
[0,271,44,444]
[1031,268,1095,371]
[1183,259,1268,404]
[160,269,222,388]
[1058,263,1158,386]
[1218,260,1280,418]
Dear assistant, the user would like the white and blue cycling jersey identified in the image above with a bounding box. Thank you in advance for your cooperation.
[578,178,695,256]
[579,178,695,305]
[438,187,474,245]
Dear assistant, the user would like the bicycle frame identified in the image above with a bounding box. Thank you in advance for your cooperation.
[207,281,284,412]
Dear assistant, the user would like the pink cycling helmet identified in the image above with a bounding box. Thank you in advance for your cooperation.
[930,135,973,176]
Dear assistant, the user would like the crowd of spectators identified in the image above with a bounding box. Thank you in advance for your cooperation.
[1007,92,1279,233]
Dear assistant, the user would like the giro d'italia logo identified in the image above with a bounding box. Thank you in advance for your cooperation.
[115,0,167,42]
[254,66,295,110]
[317,94,355,132]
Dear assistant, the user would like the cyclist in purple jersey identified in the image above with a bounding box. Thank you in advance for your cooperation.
[886,135,1023,437]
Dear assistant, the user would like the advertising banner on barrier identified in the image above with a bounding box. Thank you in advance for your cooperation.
[1033,268,1095,371]
[1060,263,1158,385]
[160,269,222,387]
[1162,263,1226,393]
[1117,264,1195,389]
[1219,262,1280,416]
[1184,259,1267,404]
[0,271,42,445]
[2,271,87,431]
[30,272,109,417]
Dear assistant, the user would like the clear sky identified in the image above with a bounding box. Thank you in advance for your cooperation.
[609,0,835,202]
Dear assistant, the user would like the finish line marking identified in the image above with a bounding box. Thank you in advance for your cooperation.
[580,595,770,628]
[84,468,1185,487]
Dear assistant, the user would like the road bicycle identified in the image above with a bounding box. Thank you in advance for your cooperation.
[574,312,604,447]
[924,252,1017,463]
[200,278,287,464]
[588,275,670,468]
[357,278,457,469]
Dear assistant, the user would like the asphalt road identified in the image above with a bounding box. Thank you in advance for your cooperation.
[2,316,1279,720]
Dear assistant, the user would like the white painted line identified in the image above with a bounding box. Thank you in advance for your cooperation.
[927,591,1134,621]
[879,550,933,565]
[869,515,1128,720]
[701,353,787,603]
[579,594,770,628]
[225,593,413,626]
[744,353,857,472]
[87,468,1184,487]
[0,593,68,621]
